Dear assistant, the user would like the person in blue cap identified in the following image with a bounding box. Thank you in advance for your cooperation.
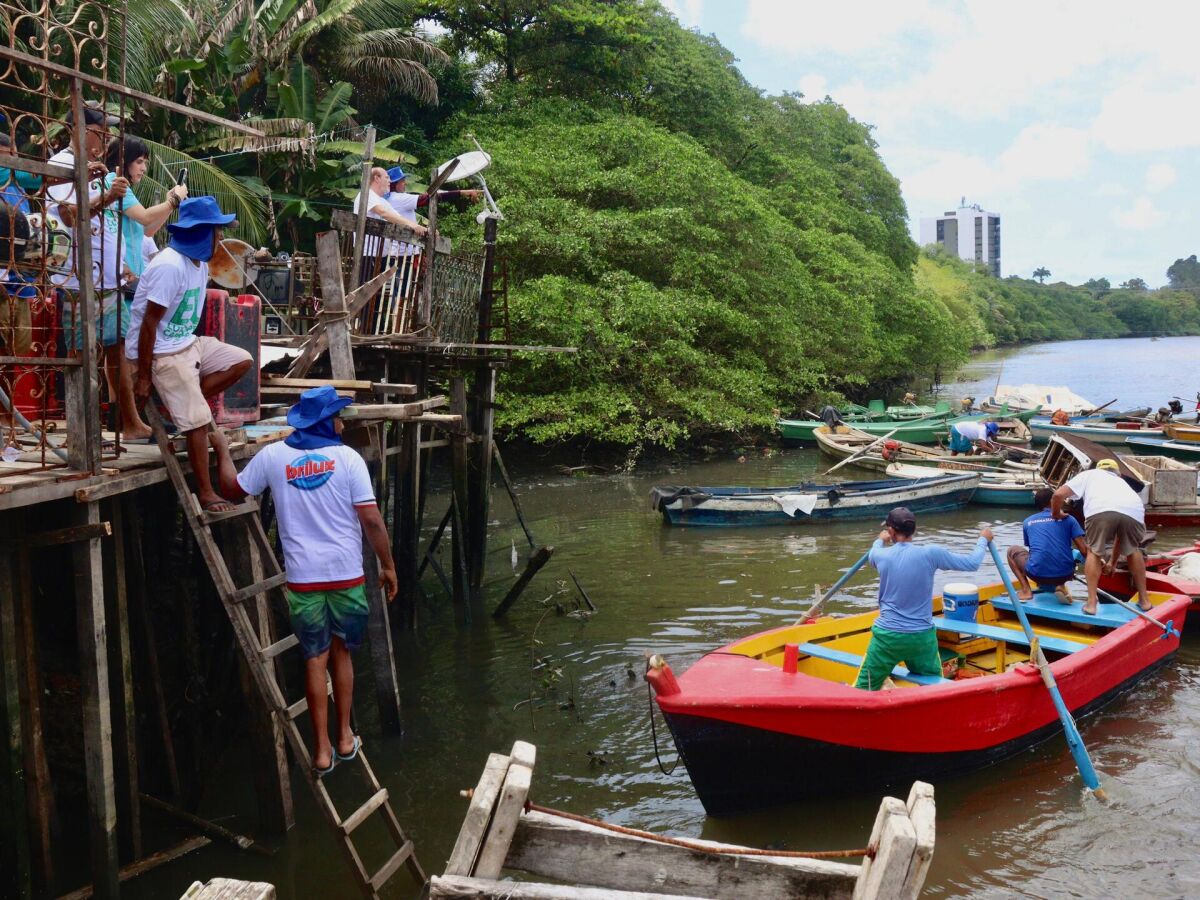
[384,164,481,255]
[948,419,1001,456]
[128,195,253,511]
[216,385,398,775]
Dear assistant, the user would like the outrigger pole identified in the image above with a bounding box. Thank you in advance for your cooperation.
[986,541,1106,799]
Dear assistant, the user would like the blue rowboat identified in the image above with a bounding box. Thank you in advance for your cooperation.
[650,472,980,527]
[885,462,1043,507]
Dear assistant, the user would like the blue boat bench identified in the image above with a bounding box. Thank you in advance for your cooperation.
[933,619,1089,655]
[989,594,1135,629]
[796,642,947,686]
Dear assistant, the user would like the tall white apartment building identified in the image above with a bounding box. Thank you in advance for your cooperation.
[919,200,1001,277]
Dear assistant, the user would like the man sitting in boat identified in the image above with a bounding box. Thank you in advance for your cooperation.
[948,420,999,456]
[855,508,993,690]
[1051,459,1151,615]
[1007,488,1088,603]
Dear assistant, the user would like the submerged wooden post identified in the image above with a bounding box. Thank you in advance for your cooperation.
[362,448,402,733]
[104,500,141,861]
[466,367,497,601]
[449,376,470,606]
[0,521,33,899]
[16,537,58,895]
[73,501,120,899]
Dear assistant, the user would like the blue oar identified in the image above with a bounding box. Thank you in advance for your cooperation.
[987,540,1106,799]
[795,549,872,625]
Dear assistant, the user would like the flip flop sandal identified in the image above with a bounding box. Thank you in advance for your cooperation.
[313,757,337,778]
[335,735,362,763]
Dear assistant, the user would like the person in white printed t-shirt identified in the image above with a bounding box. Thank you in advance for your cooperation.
[216,386,398,776]
[128,196,252,513]
[1051,458,1149,614]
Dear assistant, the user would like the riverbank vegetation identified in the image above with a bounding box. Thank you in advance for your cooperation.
[58,1,1200,449]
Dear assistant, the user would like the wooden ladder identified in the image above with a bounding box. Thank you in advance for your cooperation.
[145,407,425,897]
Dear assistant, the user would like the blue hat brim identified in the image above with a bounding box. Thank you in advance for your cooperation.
[167,212,238,234]
[287,393,353,429]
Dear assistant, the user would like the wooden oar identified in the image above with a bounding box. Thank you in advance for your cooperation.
[987,541,1106,799]
[1072,578,1179,638]
[794,549,872,625]
[1081,398,1118,416]
[822,427,901,476]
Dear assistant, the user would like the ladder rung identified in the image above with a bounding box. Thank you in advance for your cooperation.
[200,499,260,526]
[285,681,333,719]
[369,841,414,891]
[229,571,289,604]
[286,695,309,720]
[340,787,389,835]
[260,633,299,660]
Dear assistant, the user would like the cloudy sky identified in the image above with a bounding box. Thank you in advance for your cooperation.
[662,0,1196,286]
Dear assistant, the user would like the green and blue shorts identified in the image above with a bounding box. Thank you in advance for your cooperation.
[285,582,369,659]
[854,624,943,691]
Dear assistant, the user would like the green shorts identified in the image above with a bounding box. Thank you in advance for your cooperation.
[286,582,369,660]
[854,624,943,691]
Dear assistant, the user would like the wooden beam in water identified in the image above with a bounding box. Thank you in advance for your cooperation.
[505,811,859,899]
[430,874,706,898]
[492,546,555,619]
[55,836,212,900]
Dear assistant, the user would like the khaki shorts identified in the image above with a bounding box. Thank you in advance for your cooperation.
[1084,510,1145,558]
[151,336,251,431]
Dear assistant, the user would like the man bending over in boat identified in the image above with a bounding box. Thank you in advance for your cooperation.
[855,508,993,691]
[216,386,398,775]
[1051,459,1150,615]
[1007,488,1088,603]
[948,420,1000,456]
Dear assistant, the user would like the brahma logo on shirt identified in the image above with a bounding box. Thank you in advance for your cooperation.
[285,453,336,490]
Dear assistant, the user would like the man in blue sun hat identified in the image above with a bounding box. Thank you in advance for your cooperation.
[128,195,252,511]
[217,385,398,775]
[948,419,1001,456]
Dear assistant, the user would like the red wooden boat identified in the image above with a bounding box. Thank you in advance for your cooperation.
[1100,539,1200,617]
[647,584,1187,815]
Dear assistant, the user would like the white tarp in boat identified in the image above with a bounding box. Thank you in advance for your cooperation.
[772,493,819,517]
[1168,552,1200,582]
[992,384,1096,415]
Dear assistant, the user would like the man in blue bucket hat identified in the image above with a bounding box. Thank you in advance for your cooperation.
[128,195,253,512]
[217,385,398,775]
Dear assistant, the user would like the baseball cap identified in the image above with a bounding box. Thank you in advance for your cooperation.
[881,506,916,535]
[1096,459,1119,472]
[65,105,119,127]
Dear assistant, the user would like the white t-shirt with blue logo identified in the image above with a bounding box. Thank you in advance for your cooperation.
[126,246,208,358]
[236,441,376,589]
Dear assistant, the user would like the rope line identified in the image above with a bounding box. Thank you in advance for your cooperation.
[646,678,680,776]
[524,801,873,860]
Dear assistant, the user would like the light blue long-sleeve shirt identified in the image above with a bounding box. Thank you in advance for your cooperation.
[869,537,988,632]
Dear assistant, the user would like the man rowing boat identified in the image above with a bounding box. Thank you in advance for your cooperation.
[856,508,992,691]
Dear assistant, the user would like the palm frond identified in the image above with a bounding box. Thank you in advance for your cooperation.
[120,0,196,90]
[264,0,319,61]
[196,118,313,153]
[139,138,269,244]
[282,0,363,54]
[333,52,439,105]
[195,0,256,58]
[331,30,446,104]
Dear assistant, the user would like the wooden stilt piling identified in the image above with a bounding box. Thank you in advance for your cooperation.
[72,501,120,899]
[0,520,33,900]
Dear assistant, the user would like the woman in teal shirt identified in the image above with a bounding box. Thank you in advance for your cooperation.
[103,136,187,281]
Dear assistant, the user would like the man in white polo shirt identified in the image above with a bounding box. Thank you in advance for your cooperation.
[216,386,397,775]
[1051,459,1149,615]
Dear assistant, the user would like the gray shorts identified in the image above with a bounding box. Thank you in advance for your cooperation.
[1084,511,1144,558]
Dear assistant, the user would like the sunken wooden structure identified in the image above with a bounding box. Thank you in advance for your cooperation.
[435,741,937,899]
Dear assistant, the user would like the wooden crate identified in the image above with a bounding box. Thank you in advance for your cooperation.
[1123,456,1198,507]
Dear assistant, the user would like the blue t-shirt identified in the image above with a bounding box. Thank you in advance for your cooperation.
[103,172,147,276]
[1022,510,1084,579]
[870,537,988,632]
